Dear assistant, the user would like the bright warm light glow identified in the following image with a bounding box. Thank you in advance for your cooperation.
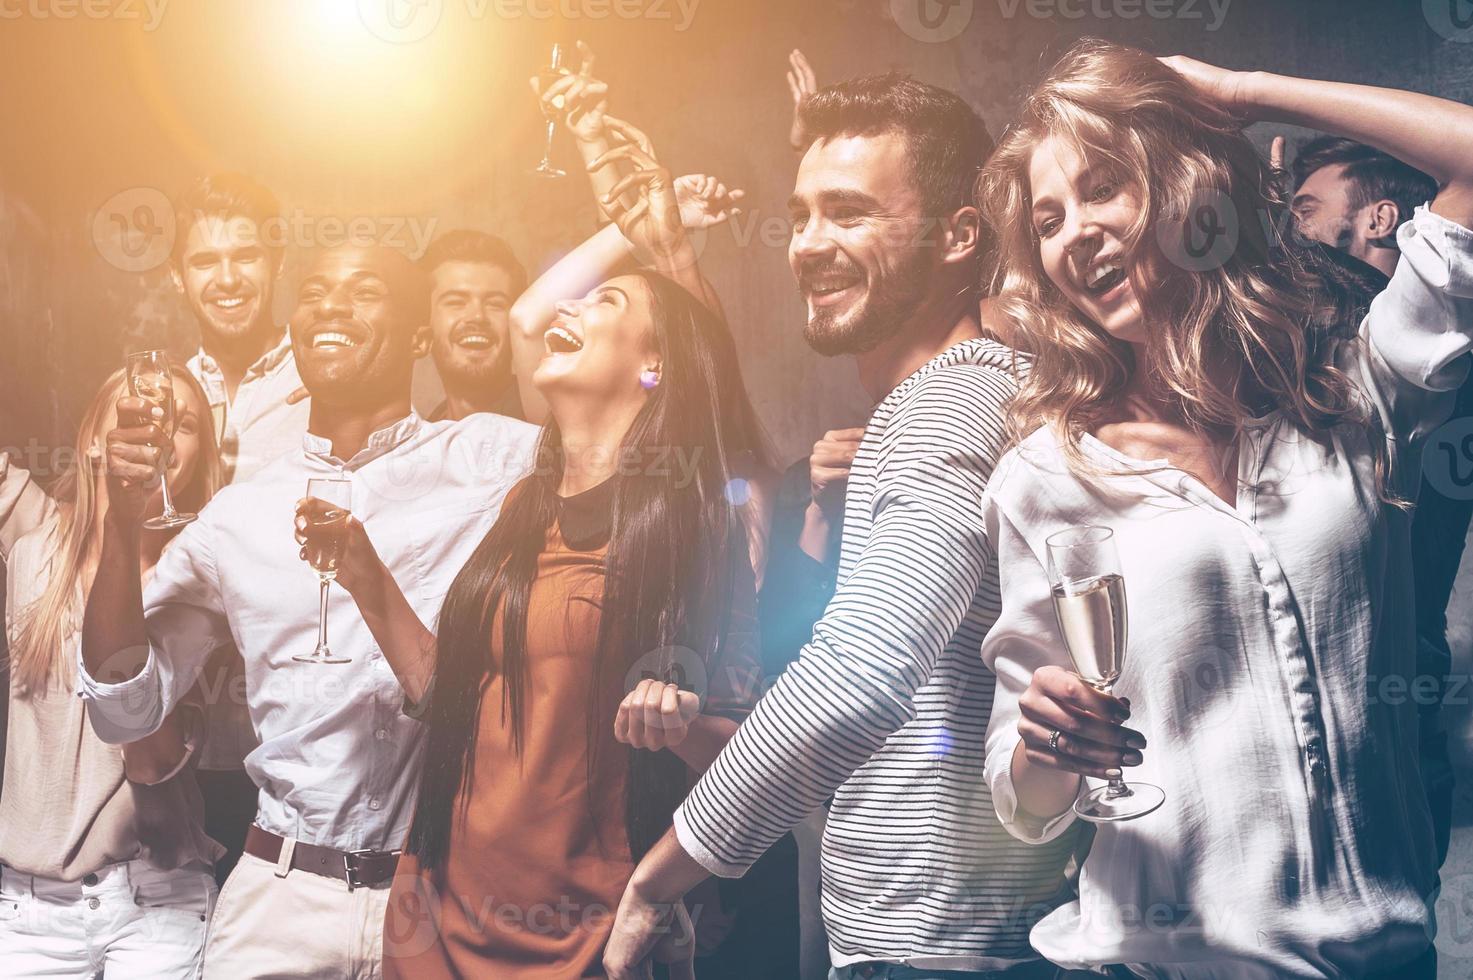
[122,0,522,207]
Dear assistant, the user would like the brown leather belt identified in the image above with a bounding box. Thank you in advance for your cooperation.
[244,826,400,891]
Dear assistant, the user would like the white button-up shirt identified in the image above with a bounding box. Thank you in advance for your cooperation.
[982,207,1473,978]
[187,332,310,484]
[77,411,538,852]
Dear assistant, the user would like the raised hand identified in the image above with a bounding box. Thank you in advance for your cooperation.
[590,117,688,266]
[614,679,701,752]
[786,48,819,150]
[1158,55,1254,118]
[103,395,170,529]
[673,174,745,231]
[532,40,609,146]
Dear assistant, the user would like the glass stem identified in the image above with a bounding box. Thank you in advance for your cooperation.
[1102,681,1131,799]
[157,465,177,519]
[544,119,556,157]
[317,580,330,654]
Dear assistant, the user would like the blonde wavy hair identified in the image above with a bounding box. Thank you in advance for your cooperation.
[9,366,221,695]
[979,39,1386,492]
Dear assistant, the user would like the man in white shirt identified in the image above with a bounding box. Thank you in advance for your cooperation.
[169,173,312,886]
[171,173,310,484]
[78,243,538,978]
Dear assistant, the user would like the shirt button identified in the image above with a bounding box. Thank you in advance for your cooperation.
[368,797,382,811]
[375,729,389,741]
[83,873,98,886]
[87,897,101,910]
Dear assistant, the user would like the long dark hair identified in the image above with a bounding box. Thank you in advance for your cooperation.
[408,270,759,869]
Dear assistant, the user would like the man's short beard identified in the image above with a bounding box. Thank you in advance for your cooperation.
[802,248,934,357]
[432,341,512,391]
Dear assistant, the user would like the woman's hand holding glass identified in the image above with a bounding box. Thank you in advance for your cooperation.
[1017,664,1143,780]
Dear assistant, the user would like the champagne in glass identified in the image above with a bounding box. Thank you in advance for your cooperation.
[294,478,353,665]
[126,350,196,531]
[1046,525,1165,822]
[529,42,568,178]
[1051,573,1126,691]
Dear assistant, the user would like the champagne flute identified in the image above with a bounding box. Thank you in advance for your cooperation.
[529,42,568,178]
[126,350,197,531]
[294,478,353,665]
[1045,525,1165,822]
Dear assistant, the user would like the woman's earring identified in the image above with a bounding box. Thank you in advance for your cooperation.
[639,369,660,390]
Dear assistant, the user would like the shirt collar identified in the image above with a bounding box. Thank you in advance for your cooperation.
[303,411,425,470]
[190,329,294,386]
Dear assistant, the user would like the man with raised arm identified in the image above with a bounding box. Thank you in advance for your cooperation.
[77,244,536,979]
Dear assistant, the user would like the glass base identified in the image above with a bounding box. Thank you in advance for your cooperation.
[1075,780,1165,823]
[293,647,351,665]
[143,511,197,530]
[529,162,566,178]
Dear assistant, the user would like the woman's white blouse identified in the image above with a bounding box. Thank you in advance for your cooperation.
[980,207,1473,978]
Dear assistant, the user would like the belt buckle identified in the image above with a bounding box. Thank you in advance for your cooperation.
[343,849,376,892]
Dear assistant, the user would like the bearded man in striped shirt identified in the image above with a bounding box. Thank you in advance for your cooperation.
[605,73,1081,980]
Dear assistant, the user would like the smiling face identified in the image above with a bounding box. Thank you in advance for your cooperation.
[1028,135,1147,345]
[174,214,279,347]
[427,260,516,390]
[531,274,659,410]
[288,246,429,409]
[788,132,936,356]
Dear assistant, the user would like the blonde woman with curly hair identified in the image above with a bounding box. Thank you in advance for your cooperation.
[0,366,224,978]
[976,40,1473,978]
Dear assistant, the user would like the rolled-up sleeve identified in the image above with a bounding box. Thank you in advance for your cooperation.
[77,514,231,744]
[980,476,1085,845]
[1356,206,1473,448]
[0,452,55,560]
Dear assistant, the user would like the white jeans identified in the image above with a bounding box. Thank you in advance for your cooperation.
[0,860,216,979]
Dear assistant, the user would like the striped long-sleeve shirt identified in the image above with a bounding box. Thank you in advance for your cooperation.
[673,337,1083,972]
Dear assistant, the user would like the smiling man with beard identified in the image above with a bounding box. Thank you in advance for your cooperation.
[419,230,528,422]
[607,75,1073,980]
[172,174,310,484]
[77,243,537,979]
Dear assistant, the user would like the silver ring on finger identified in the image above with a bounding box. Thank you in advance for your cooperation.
[1048,729,1062,754]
